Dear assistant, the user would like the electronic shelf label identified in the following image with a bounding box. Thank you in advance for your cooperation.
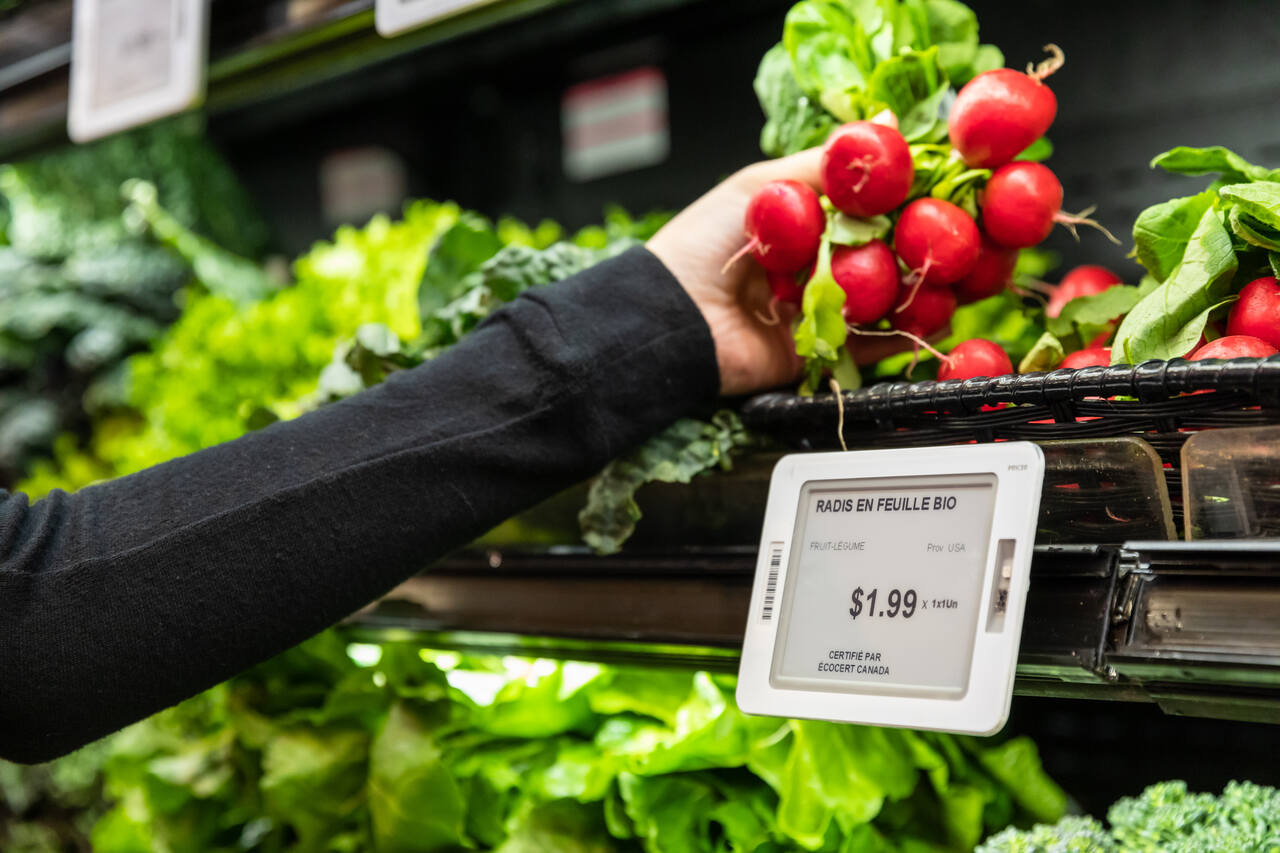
[69,0,208,143]
[737,442,1045,735]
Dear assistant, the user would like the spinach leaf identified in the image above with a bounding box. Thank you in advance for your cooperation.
[1018,331,1065,373]
[1151,145,1280,184]
[755,44,838,157]
[921,0,992,84]
[864,46,951,141]
[1014,136,1053,162]
[1131,190,1215,282]
[1113,207,1238,363]
[1219,181,1280,231]
[1228,205,1280,252]
[828,211,892,246]
[1046,281,1150,341]
[784,1,870,102]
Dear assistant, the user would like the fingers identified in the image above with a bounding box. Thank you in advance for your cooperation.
[739,147,824,194]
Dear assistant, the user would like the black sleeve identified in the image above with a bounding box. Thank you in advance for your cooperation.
[0,246,719,763]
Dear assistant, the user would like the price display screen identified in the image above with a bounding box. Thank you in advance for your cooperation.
[770,473,997,697]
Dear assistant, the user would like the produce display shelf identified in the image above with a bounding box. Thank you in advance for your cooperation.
[0,0,714,159]
[346,540,1280,722]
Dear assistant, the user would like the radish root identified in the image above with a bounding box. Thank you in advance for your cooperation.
[753,296,782,326]
[1027,44,1065,82]
[721,236,762,274]
[895,257,935,313]
[1054,205,1121,245]
[847,325,952,364]
[1017,278,1058,295]
[845,153,879,194]
[829,378,848,452]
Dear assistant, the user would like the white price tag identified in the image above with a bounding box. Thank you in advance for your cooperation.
[375,0,501,37]
[68,0,208,143]
[736,443,1044,735]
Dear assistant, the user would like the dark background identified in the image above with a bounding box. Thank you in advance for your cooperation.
[201,0,1280,816]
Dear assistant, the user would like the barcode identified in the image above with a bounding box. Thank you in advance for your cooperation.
[761,542,783,620]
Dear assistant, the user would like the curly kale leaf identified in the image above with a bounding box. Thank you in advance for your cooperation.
[579,411,754,555]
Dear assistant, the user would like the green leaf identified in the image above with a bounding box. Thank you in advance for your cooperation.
[618,773,717,853]
[784,1,870,100]
[1219,181,1280,231]
[578,411,752,554]
[480,664,598,738]
[1013,136,1053,162]
[417,213,504,317]
[1151,145,1280,184]
[1046,282,1147,340]
[496,800,623,853]
[920,0,977,81]
[260,727,369,852]
[1018,331,1065,373]
[586,668,694,727]
[1228,206,1280,251]
[832,344,862,391]
[795,238,848,368]
[1271,252,1280,279]
[863,47,951,142]
[828,212,892,246]
[963,737,1066,824]
[368,701,467,852]
[776,722,916,846]
[122,180,276,305]
[756,44,839,157]
[1114,206,1238,363]
[1131,190,1216,282]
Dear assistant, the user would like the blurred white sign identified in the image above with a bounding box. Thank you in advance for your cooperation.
[68,0,208,143]
[375,0,500,37]
[562,67,669,182]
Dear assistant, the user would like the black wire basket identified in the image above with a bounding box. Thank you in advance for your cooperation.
[742,356,1280,528]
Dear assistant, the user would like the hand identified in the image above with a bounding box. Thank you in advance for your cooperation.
[648,149,912,396]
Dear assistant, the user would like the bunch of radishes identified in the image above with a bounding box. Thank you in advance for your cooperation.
[733,46,1122,389]
[944,268,1280,384]
[1046,267,1280,371]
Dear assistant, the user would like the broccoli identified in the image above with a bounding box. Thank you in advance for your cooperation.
[977,815,1115,852]
[980,781,1280,853]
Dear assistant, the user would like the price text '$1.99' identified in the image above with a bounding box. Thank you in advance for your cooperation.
[849,587,918,620]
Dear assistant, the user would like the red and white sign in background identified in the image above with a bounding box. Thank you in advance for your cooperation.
[561,67,670,182]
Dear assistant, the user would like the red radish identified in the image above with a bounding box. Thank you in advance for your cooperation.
[949,45,1062,168]
[1061,347,1112,369]
[891,282,956,339]
[831,239,899,324]
[952,235,1018,304]
[1046,265,1124,317]
[821,121,913,217]
[981,162,1117,249]
[767,269,805,306]
[893,198,981,300]
[727,180,824,273]
[1226,276,1280,349]
[1190,335,1279,361]
[938,339,1013,381]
